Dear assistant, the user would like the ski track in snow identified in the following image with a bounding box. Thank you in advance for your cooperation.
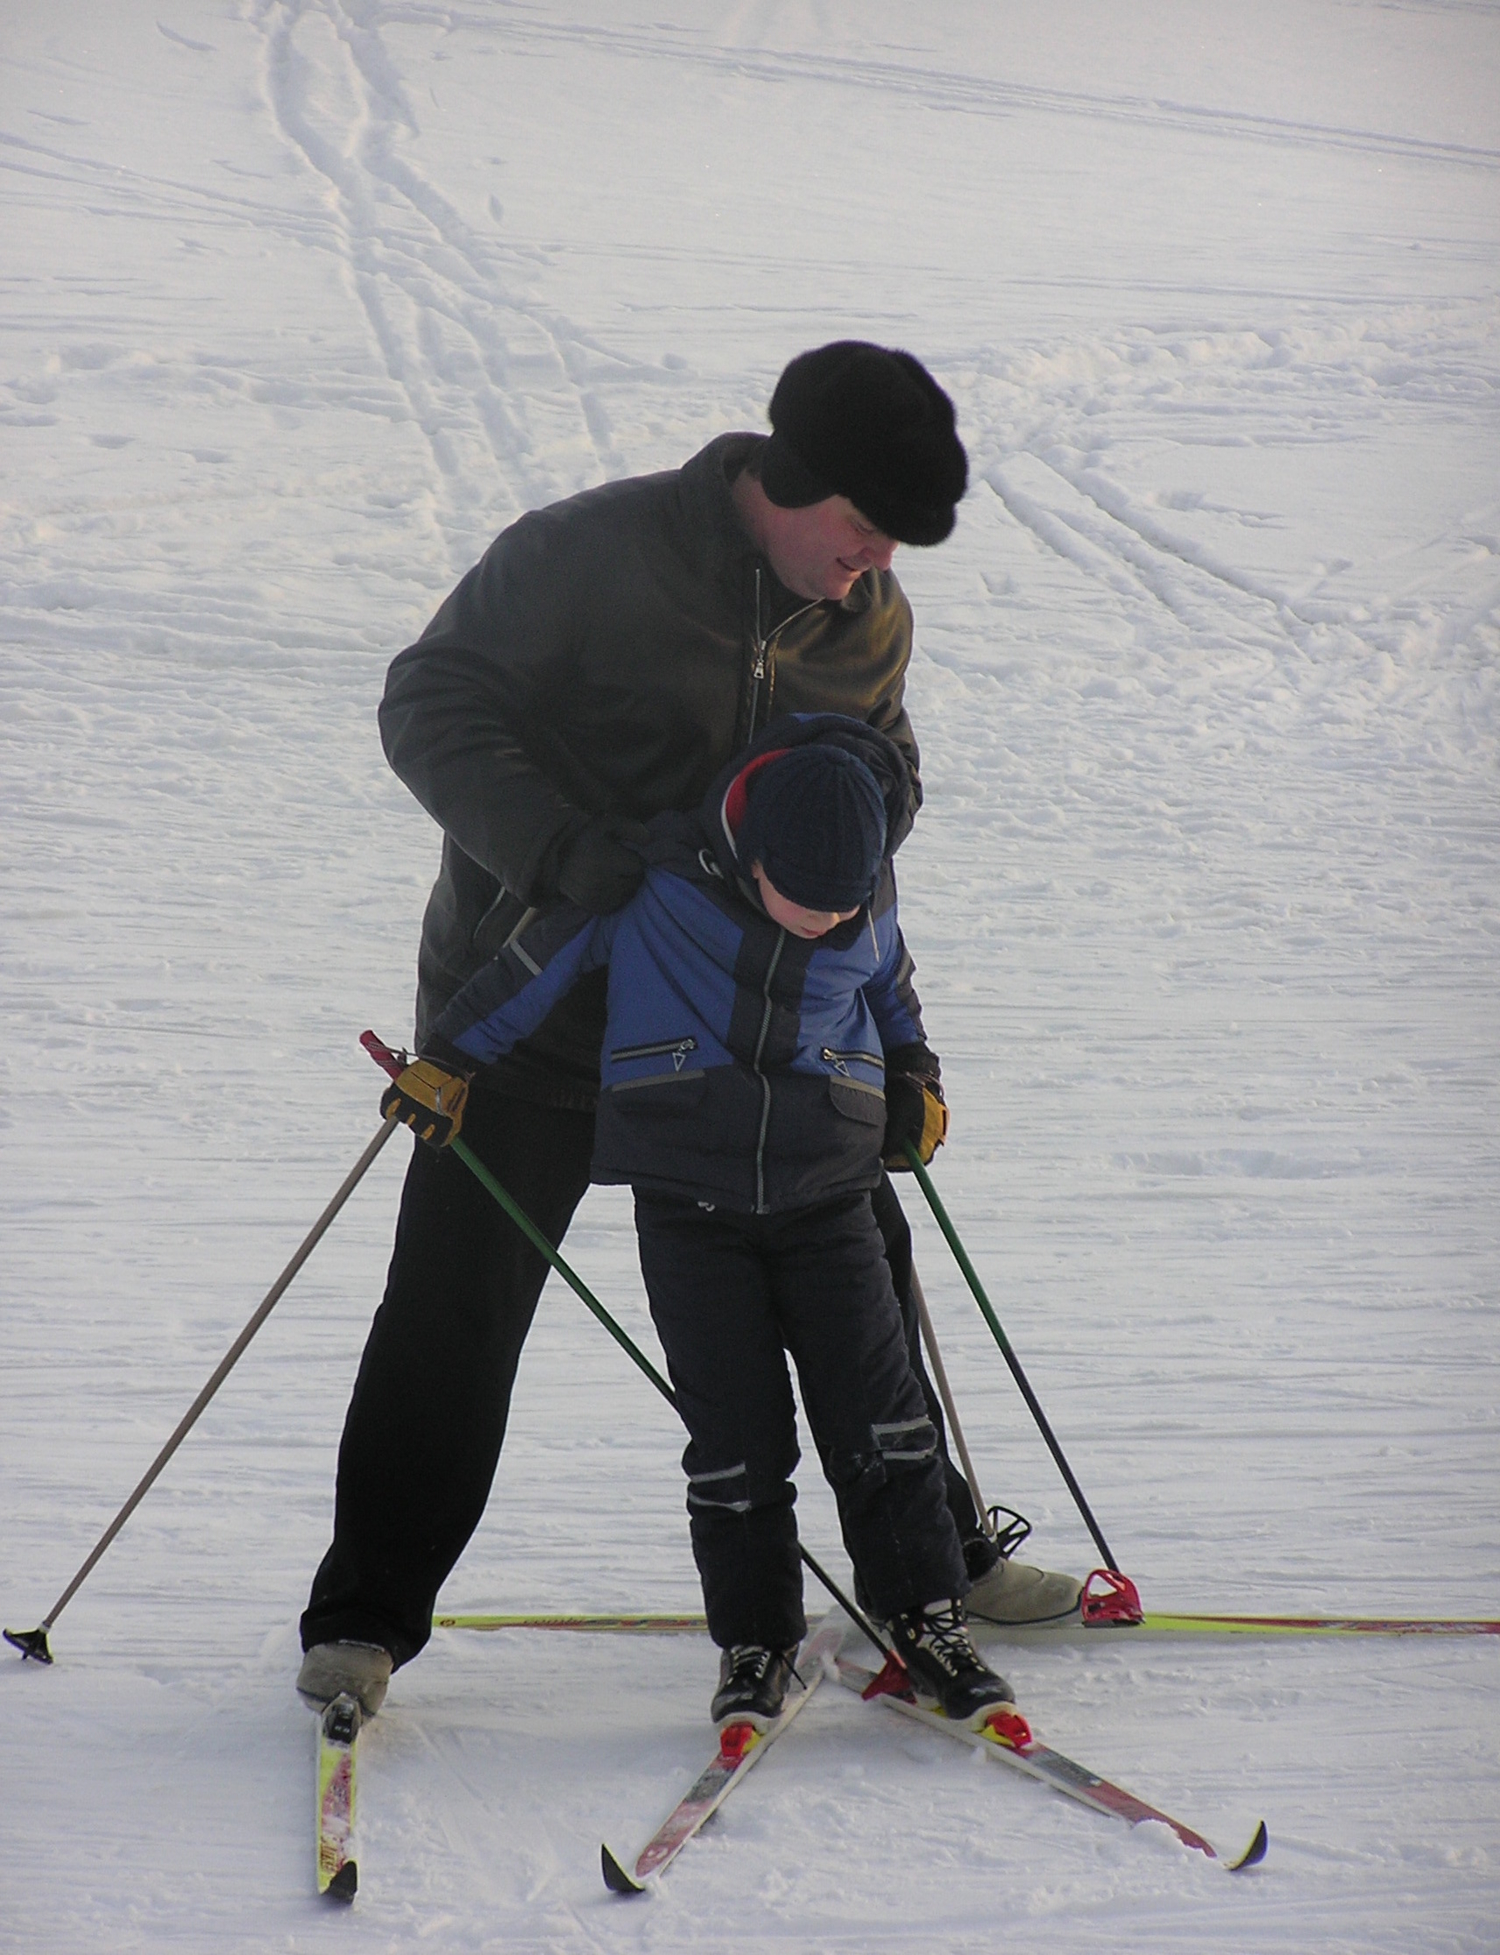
[1,2,1497,1950]
[430,6,1500,173]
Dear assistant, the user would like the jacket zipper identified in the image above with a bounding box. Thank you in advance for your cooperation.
[610,1036,698,1071]
[747,566,766,730]
[746,566,818,738]
[751,930,785,1213]
[821,1046,885,1076]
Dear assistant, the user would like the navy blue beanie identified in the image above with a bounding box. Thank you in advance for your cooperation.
[736,745,888,912]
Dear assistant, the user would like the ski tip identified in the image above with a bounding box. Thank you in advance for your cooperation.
[3,1625,53,1664]
[1226,1820,1269,1872]
[601,1843,645,1896]
[322,1859,358,1903]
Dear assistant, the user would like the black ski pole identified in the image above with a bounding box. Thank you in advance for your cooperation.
[363,1032,894,1660]
[5,1114,402,1664]
[905,1144,1137,1605]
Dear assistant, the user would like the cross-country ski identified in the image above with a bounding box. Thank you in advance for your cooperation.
[601,1614,848,1893]
[315,1694,360,1904]
[836,1650,1268,1872]
[434,1608,1500,1639]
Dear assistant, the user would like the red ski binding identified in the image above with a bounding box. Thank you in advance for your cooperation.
[1080,1567,1145,1625]
[717,1719,758,1764]
[981,1705,1034,1751]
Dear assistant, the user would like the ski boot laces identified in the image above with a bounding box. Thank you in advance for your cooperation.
[903,1600,988,1679]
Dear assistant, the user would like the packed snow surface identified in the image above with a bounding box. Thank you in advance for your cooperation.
[2,3,1497,1951]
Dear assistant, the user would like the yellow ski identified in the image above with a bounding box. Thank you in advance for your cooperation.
[316,1692,360,1902]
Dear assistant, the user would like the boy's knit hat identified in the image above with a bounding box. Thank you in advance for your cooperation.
[759,341,968,546]
[736,743,888,913]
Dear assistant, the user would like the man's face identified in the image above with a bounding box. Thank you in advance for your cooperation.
[751,861,861,939]
[767,496,898,602]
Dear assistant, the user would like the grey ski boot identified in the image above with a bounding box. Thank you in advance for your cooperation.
[297,1640,393,1719]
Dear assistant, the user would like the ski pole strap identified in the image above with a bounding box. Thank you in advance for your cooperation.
[903,1144,1127,1580]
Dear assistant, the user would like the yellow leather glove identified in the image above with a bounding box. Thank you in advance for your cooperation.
[882,1071,949,1169]
[381,1056,472,1149]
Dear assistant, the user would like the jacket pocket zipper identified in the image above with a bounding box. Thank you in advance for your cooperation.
[611,1037,699,1073]
[822,1047,885,1077]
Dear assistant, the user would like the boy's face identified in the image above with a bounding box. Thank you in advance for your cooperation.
[751,861,861,939]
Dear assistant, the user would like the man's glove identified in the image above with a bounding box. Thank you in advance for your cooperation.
[882,1047,949,1169]
[381,1055,473,1149]
[555,815,649,914]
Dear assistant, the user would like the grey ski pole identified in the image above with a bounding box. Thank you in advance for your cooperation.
[5,1114,401,1663]
[909,1263,995,1539]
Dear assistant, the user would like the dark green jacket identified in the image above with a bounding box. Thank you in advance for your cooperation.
[380,432,919,1102]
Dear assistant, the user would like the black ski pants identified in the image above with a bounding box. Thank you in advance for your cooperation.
[301,1084,984,1666]
[636,1190,970,1650]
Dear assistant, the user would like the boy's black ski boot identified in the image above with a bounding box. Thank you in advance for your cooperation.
[711,1644,798,1730]
[888,1599,1016,1728]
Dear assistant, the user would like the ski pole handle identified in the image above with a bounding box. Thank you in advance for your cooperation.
[361,1028,407,1081]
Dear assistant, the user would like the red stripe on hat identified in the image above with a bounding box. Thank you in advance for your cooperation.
[722,747,791,837]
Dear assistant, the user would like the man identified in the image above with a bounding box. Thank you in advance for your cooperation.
[297,342,1080,1719]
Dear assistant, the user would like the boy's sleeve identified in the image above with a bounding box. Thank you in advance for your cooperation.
[865,931,928,1059]
[863,873,930,1062]
[865,891,949,1169]
[428,901,619,1066]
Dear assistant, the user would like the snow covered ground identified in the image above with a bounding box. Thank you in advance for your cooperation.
[2,3,1497,1949]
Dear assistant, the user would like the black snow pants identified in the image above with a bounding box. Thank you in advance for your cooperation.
[635,1190,971,1650]
[301,1083,986,1666]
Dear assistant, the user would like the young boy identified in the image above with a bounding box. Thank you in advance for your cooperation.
[381,713,1014,1730]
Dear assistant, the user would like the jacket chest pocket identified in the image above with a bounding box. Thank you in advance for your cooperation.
[607,1069,707,1109]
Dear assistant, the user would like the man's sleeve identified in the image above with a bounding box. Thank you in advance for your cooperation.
[863,581,922,837]
[429,904,618,1065]
[379,513,593,905]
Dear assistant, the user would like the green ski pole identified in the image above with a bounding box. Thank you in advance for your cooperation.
[904,1143,1141,1620]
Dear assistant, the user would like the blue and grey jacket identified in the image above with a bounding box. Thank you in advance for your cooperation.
[428,715,936,1216]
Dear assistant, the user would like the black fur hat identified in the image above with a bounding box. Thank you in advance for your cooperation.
[760,341,968,546]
